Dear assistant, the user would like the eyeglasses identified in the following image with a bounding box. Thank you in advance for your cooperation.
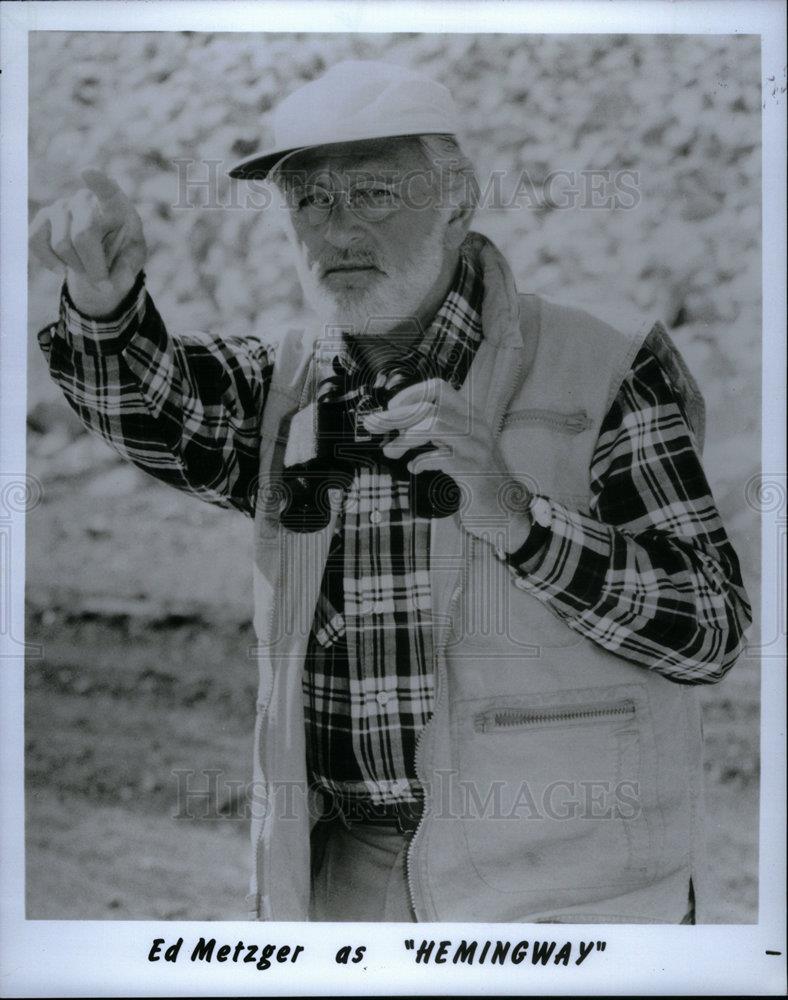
[292,183,402,225]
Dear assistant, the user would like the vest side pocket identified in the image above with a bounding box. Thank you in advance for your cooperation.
[451,683,657,901]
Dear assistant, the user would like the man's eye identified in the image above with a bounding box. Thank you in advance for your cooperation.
[297,189,332,210]
[354,188,397,207]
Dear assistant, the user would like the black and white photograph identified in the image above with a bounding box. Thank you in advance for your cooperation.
[1,0,786,996]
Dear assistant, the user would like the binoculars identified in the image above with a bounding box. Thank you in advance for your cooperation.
[280,373,461,532]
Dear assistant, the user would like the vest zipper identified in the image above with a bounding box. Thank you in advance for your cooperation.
[404,579,465,919]
[404,716,430,917]
[405,318,527,918]
[474,700,635,733]
[253,592,278,919]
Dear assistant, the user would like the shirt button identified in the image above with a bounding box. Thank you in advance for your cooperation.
[514,576,529,591]
[359,600,373,615]
[369,509,383,525]
[376,691,392,706]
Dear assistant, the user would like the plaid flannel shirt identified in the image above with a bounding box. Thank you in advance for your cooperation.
[38,257,752,809]
[302,251,484,810]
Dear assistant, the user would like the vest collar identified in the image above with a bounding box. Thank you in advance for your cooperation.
[428,232,530,644]
[458,231,530,436]
[462,230,523,349]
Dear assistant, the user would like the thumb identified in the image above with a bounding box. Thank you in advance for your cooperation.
[81,168,127,205]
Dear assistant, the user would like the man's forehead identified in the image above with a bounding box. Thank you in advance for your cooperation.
[279,137,424,180]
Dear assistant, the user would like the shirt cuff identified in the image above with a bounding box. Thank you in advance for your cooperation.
[505,496,612,610]
[503,495,551,567]
[57,271,147,355]
[494,495,552,574]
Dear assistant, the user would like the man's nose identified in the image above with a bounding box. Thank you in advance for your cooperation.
[322,198,367,249]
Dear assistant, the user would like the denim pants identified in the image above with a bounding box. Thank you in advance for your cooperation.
[310,818,417,922]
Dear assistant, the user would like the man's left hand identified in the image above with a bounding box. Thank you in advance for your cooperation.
[362,378,533,548]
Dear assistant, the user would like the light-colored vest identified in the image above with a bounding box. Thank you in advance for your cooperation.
[246,232,709,923]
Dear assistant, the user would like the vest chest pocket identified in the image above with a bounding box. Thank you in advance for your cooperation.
[452,685,659,898]
[499,407,593,503]
[502,407,592,434]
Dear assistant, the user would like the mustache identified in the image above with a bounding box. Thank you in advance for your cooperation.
[319,250,382,277]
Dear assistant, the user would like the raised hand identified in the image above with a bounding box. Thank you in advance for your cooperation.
[29,168,147,318]
[362,377,534,545]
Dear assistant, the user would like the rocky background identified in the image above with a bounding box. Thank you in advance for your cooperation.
[26,32,761,921]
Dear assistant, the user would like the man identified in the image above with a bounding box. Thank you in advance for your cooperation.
[30,60,751,923]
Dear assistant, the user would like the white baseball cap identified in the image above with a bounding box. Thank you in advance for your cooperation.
[228,59,461,179]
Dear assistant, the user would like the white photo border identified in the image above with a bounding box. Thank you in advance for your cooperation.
[1,1,785,996]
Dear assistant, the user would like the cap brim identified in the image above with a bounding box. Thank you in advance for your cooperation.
[228,129,458,180]
[228,146,305,180]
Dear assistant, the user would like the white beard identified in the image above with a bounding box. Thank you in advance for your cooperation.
[290,219,447,336]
